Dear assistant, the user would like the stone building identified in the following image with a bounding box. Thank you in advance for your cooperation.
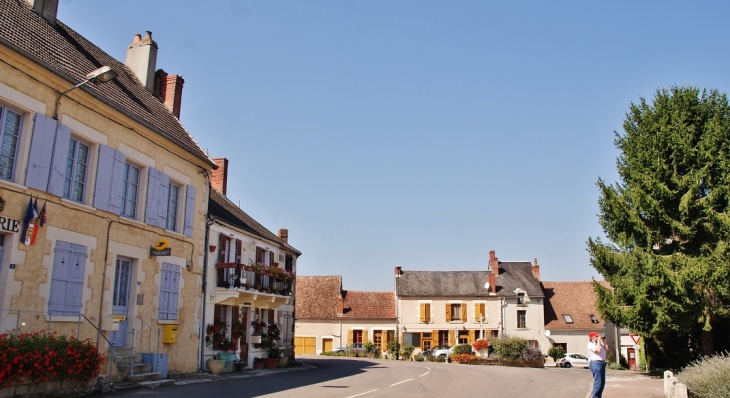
[0,0,216,375]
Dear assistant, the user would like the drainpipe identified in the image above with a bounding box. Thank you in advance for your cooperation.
[199,171,213,372]
[500,296,506,337]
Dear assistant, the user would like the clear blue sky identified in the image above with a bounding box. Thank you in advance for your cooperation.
[58,1,730,292]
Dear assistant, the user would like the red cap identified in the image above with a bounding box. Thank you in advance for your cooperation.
[589,332,600,339]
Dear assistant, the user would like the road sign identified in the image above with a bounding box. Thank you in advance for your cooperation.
[629,334,640,344]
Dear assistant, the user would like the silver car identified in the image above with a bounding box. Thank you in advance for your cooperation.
[559,353,589,368]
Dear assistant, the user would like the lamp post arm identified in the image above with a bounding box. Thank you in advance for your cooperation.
[53,78,93,120]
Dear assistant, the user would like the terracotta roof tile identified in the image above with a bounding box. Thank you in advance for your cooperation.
[0,0,214,167]
[295,276,341,319]
[542,281,611,330]
[341,291,396,319]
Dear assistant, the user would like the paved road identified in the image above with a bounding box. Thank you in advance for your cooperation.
[107,357,592,398]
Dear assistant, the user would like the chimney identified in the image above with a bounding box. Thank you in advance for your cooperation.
[532,258,540,280]
[125,31,158,91]
[395,266,402,277]
[278,229,289,244]
[25,0,58,25]
[488,273,496,294]
[337,295,344,316]
[489,250,500,275]
[154,69,185,119]
[210,158,228,195]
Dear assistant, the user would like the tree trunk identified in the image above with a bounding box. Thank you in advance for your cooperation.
[701,329,714,355]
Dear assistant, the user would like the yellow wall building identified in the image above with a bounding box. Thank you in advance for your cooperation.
[0,0,216,375]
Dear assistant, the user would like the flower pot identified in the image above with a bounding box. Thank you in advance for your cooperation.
[207,358,226,374]
[263,358,278,369]
[253,361,263,369]
[251,335,262,344]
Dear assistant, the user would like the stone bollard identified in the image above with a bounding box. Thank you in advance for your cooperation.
[673,383,688,398]
[664,370,676,398]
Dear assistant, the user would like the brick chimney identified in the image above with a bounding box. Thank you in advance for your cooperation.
[125,32,158,91]
[337,295,344,316]
[489,250,500,275]
[210,158,228,195]
[25,0,58,25]
[395,266,402,277]
[154,69,185,119]
[488,273,496,294]
[278,229,289,244]
[532,258,540,280]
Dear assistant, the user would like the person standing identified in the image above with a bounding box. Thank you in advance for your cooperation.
[587,331,608,398]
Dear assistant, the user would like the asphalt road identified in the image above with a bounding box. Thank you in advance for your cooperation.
[106,357,592,398]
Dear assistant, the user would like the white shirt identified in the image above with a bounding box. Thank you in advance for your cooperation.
[587,340,607,362]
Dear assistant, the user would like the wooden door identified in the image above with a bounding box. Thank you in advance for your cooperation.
[627,348,636,370]
[323,338,333,352]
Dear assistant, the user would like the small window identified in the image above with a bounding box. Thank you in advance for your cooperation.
[589,314,599,324]
[517,292,526,304]
[517,310,527,328]
[120,162,140,218]
[562,314,573,324]
[450,303,462,321]
[0,105,22,181]
[166,182,180,231]
[64,138,90,202]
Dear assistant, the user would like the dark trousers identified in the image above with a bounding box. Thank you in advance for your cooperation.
[589,360,606,397]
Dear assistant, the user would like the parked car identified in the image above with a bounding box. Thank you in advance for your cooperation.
[558,353,589,368]
[422,345,449,357]
[332,343,364,354]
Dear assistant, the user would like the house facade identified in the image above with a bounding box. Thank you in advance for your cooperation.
[205,157,300,368]
[396,251,548,354]
[295,276,396,355]
[0,0,215,374]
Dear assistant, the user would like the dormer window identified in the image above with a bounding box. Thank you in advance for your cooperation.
[589,314,599,324]
[517,292,526,304]
[562,314,573,324]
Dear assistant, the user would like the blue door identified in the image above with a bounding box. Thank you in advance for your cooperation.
[110,257,132,347]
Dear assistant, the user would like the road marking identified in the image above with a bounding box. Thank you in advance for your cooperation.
[390,378,413,387]
[419,371,429,377]
[344,389,378,398]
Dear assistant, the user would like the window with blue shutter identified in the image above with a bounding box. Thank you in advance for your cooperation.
[120,162,141,219]
[144,167,169,228]
[183,185,195,237]
[93,144,126,213]
[158,263,180,320]
[0,105,23,182]
[48,241,87,316]
[26,114,62,191]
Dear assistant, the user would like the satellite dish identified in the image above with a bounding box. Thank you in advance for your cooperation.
[544,330,551,337]
[484,282,490,290]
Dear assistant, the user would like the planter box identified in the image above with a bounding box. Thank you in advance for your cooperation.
[207,359,226,374]
[263,358,278,369]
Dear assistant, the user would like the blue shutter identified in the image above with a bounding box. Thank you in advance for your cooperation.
[47,123,71,197]
[158,263,180,320]
[158,174,170,229]
[108,150,126,215]
[48,241,87,316]
[25,114,57,190]
[183,185,196,237]
[94,145,126,213]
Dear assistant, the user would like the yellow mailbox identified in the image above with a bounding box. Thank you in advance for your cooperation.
[162,324,178,343]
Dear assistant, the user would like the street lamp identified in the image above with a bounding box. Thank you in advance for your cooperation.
[53,66,118,119]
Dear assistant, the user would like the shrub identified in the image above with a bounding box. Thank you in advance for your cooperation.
[402,344,415,360]
[547,345,564,361]
[319,351,346,357]
[363,341,377,358]
[387,341,401,360]
[523,348,542,361]
[0,331,105,386]
[414,354,425,362]
[677,351,730,398]
[450,354,476,364]
[490,336,528,360]
[452,344,473,355]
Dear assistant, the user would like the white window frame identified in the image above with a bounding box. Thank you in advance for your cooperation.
[0,103,23,182]
[64,136,91,203]
[120,161,142,219]
[166,180,180,231]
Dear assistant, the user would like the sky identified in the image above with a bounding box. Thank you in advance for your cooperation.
[57,1,730,292]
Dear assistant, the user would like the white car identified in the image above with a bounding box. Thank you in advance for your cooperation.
[559,353,589,368]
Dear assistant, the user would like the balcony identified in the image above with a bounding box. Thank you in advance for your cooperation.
[209,263,293,309]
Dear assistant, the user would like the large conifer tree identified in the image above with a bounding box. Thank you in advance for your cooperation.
[588,86,730,368]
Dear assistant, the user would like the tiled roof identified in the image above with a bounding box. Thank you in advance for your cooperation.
[295,276,341,319]
[0,0,215,168]
[542,281,611,330]
[341,291,396,319]
[209,189,300,255]
[397,262,543,298]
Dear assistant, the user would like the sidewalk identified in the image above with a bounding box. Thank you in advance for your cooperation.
[168,362,315,386]
[586,370,664,398]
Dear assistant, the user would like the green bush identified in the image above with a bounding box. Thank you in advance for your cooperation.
[490,336,528,360]
[319,351,346,356]
[677,351,730,398]
[363,341,377,357]
[452,344,473,355]
[547,345,564,360]
[387,341,401,360]
[402,344,415,360]
[414,354,425,362]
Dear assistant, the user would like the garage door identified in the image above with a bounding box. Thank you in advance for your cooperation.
[323,338,333,352]
[295,337,316,355]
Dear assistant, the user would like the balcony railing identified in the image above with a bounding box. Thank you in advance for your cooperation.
[215,262,293,295]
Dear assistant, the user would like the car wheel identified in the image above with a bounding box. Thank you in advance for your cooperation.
[438,354,446,361]
[563,362,571,368]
